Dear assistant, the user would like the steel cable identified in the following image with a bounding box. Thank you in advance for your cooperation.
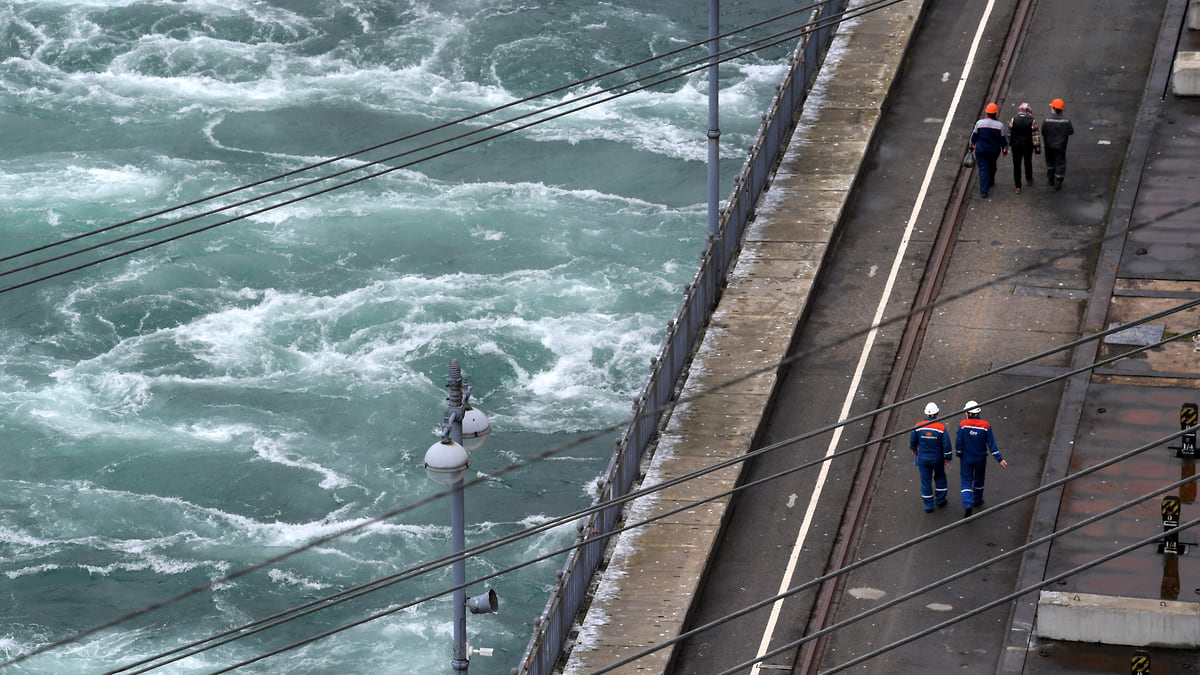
[0,0,838,269]
[817,514,1200,674]
[718,447,1200,674]
[111,325,1200,673]
[0,0,864,289]
[207,431,1200,675]
[17,208,1199,671]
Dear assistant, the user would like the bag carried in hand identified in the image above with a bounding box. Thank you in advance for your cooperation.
[962,151,975,168]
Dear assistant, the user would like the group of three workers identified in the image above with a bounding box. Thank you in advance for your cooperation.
[969,98,1075,197]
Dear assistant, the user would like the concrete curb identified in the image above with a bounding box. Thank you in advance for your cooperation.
[1035,591,1200,649]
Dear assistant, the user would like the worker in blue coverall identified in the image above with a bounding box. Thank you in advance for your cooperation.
[956,401,1008,518]
[970,102,1008,198]
[910,402,952,512]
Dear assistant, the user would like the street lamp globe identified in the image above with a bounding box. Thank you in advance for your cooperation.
[461,407,492,451]
[424,439,470,485]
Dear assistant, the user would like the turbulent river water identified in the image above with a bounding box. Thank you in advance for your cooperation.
[0,1,806,672]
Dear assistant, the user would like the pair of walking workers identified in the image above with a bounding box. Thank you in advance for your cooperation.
[969,98,1074,196]
[910,401,1008,518]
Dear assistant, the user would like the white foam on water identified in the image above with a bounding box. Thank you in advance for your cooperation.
[38,252,675,429]
[251,434,354,490]
[0,1,809,671]
[267,566,330,591]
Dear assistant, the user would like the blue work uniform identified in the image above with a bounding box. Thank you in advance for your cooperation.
[956,416,1004,510]
[910,417,952,511]
[970,117,1009,197]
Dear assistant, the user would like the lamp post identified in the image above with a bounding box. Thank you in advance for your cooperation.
[423,359,497,673]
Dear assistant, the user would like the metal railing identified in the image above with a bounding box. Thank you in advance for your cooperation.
[515,3,849,673]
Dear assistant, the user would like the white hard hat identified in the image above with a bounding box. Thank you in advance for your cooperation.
[965,400,981,414]
[924,402,939,416]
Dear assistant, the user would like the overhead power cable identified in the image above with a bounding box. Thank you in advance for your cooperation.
[0,425,620,670]
[0,0,837,270]
[817,514,1200,674]
[211,428,1200,674]
[182,394,1198,672]
[98,183,1200,672]
[241,421,1200,675]
[587,422,1200,674]
[720,449,1200,673]
[1,0,889,294]
[163,40,1200,675]
[16,199,1198,670]
[18,228,1199,671]
[114,324,1200,673]
[0,0,872,294]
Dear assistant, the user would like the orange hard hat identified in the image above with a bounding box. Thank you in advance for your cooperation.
[985,102,999,114]
[1050,98,1064,110]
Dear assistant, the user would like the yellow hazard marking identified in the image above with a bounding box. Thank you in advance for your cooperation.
[1181,402,1197,427]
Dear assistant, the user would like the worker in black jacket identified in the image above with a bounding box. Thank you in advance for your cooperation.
[1042,98,1075,190]
[1009,102,1040,193]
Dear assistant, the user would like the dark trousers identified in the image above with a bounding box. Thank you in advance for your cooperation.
[960,459,988,509]
[1045,145,1067,185]
[1012,145,1034,186]
[975,149,1000,195]
[917,457,948,510]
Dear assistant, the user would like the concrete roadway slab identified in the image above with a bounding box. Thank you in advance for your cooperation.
[1120,106,1200,280]
[820,0,1180,673]
[675,1,1028,672]
[1021,386,1200,674]
[564,0,1200,673]
[1046,384,1200,597]
[1010,1,1200,672]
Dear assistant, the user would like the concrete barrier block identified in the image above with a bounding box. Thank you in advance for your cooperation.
[1190,1,1200,30]
[1036,591,1200,649]
[1174,52,1200,96]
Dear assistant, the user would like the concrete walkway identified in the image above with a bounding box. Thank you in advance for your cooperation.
[561,2,926,672]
